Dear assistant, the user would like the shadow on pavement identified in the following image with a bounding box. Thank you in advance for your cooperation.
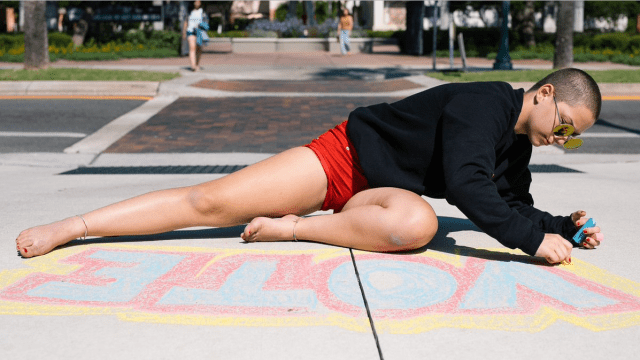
[312,67,415,80]
[49,217,546,266]
[402,216,551,266]
[61,225,247,248]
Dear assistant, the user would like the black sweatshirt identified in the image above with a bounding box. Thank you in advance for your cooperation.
[346,82,576,256]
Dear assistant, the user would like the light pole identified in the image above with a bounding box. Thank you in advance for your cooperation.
[493,1,512,70]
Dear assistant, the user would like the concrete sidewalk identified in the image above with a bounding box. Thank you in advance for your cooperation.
[2,151,639,360]
[1,50,640,360]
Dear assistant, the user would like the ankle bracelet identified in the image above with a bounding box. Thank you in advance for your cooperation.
[77,215,88,241]
[292,218,300,242]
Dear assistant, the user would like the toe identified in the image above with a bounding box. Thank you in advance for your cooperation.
[19,246,32,258]
[17,236,33,251]
[242,224,254,242]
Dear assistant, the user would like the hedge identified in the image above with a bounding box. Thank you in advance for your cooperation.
[396,28,640,57]
[0,31,180,52]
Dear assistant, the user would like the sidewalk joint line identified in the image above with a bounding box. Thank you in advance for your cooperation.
[350,248,384,360]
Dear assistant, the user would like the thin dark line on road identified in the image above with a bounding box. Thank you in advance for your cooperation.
[350,248,384,360]
[596,119,640,136]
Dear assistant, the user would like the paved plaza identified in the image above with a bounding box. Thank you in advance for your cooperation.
[1,50,640,359]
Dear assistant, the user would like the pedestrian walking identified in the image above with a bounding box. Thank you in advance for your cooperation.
[182,0,209,72]
[337,9,353,55]
[16,68,604,265]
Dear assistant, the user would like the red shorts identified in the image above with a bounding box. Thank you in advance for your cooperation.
[305,121,369,212]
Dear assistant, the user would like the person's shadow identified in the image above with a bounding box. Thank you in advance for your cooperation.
[46,216,547,265]
[61,225,247,248]
[401,216,551,266]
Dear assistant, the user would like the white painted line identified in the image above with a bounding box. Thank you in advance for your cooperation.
[580,132,639,138]
[0,131,86,138]
[64,95,179,154]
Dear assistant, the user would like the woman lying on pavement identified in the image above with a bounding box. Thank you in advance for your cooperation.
[15,68,604,264]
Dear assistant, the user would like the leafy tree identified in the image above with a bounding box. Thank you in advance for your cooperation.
[513,1,536,48]
[0,1,20,10]
[584,1,640,32]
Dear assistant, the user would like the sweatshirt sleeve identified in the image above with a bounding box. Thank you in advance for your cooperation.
[440,94,545,256]
[499,166,578,246]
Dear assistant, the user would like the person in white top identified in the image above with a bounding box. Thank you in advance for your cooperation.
[182,1,206,71]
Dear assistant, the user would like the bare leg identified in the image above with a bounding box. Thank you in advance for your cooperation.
[188,36,197,71]
[195,45,202,70]
[242,187,438,252]
[16,147,328,257]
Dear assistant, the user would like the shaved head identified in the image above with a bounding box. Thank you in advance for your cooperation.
[527,68,602,122]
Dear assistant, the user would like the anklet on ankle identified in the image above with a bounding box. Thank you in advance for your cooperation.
[77,215,88,240]
[292,218,300,242]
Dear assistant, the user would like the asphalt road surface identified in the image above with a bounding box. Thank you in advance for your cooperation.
[0,98,638,154]
[0,99,146,153]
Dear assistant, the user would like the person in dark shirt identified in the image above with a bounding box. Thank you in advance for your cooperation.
[16,68,603,265]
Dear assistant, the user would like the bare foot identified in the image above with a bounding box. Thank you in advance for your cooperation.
[15,217,85,258]
[241,215,300,243]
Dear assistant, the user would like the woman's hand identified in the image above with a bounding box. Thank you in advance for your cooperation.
[536,234,573,264]
[571,210,603,249]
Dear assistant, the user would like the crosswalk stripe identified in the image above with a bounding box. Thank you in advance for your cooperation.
[580,132,639,138]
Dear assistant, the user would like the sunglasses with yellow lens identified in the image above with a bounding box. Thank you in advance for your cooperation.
[553,97,583,150]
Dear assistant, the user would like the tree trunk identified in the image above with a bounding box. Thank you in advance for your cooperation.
[522,0,535,48]
[24,0,49,70]
[553,1,574,69]
[405,1,425,56]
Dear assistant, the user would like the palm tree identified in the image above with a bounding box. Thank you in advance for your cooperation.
[553,1,574,69]
[23,0,49,70]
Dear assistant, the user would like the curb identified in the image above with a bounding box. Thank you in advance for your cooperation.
[0,81,159,96]
[0,80,638,98]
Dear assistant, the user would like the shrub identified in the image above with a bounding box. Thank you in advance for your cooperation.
[627,35,640,52]
[148,30,181,49]
[0,33,23,51]
[0,53,23,62]
[124,29,147,45]
[248,29,278,38]
[366,30,397,38]
[48,33,72,48]
[275,3,288,22]
[247,18,338,38]
[1,33,73,51]
[222,30,249,38]
[590,32,630,51]
[611,53,640,66]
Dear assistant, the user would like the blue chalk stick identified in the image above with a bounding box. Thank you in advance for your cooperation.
[572,218,596,244]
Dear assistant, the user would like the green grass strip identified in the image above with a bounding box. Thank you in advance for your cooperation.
[0,68,180,81]
[426,69,640,83]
